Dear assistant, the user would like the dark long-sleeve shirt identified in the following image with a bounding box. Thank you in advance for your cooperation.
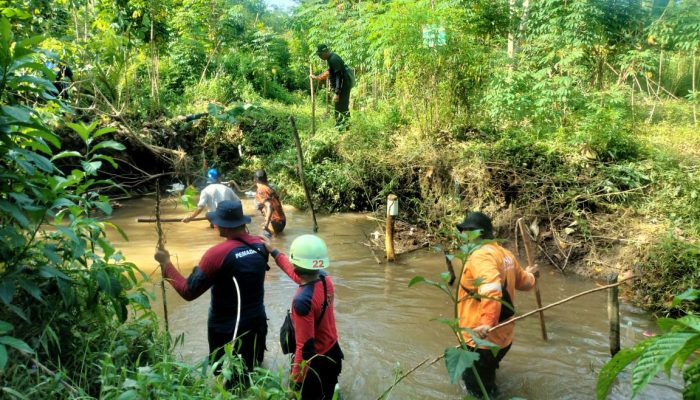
[164,233,268,332]
[327,52,348,94]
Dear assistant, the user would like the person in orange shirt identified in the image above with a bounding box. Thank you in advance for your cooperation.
[456,212,538,397]
[254,169,286,237]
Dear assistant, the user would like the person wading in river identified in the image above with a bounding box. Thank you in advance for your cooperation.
[183,168,239,225]
[155,199,268,382]
[310,44,354,129]
[456,212,538,398]
[264,234,343,400]
[254,169,286,237]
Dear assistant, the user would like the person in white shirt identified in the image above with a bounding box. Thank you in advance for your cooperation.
[183,168,239,223]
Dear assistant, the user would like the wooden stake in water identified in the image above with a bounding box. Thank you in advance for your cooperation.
[155,180,170,333]
[289,116,318,232]
[608,273,621,356]
[517,218,547,341]
[385,194,397,262]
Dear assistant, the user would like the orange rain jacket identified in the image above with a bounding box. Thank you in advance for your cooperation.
[457,242,536,349]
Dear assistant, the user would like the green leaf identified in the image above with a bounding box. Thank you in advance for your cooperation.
[37,266,69,280]
[66,122,90,143]
[97,238,115,259]
[1,105,31,123]
[676,315,700,333]
[631,332,698,397]
[0,321,12,335]
[18,279,43,302]
[596,341,650,400]
[0,336,33,353]
[408,276,426,287]
[673,288,700,307]
[0,200,30,228]
[0,279,15,305]
[0,387,28,400]
[81,160,102,175]
[93,127,117,139]
[0,344,6,369]
[94,154,118,169]
[51,150,82,161]
[117,389,139,400]
[91,140,125,153]
[444,347,479,384]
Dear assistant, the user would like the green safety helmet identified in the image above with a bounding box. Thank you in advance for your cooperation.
[289,234,330,270]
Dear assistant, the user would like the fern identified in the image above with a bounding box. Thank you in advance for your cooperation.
[631,332,699,397]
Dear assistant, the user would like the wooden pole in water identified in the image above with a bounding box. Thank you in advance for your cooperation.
[517,218,547,341]
[155,180,170,333]
[608,273,621,356]
[386,194,397,262]
[309,64,316,137]
[289,116,318,232]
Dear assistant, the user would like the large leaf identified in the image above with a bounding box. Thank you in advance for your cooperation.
[0,344,6,369]
[0,321,12,334]
[0,279,15,305]
[81,160,102,175]
[673,288,700,307]
[18,278,43,302]
[631,332,698,397]
[0,200,30,228]
[91,140,125,153]
[596,341,650,400]
[0,336,33,353]
[1,105,31,123]
[444,347,479,384]
[51,150,82,161]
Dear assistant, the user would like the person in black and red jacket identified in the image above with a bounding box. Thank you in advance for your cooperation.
[154,199,269,379]
[264,234,343,400]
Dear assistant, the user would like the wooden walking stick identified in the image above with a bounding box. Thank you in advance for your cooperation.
[289,116,319,232]
[155,180,170,333]
[309,64,316,137]
[517,217,547,341]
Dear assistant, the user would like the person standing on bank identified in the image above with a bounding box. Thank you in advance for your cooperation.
[264,235,343,400]
[311,44,354,128]
[183,168,239,223]
[456,212,538,398]
[254,169,286,237]
[154,199,269,378]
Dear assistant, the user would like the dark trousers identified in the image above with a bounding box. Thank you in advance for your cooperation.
[208,321,267,374]
[294,342,343,400]
[334,87,351,128]
[462,344,511,398]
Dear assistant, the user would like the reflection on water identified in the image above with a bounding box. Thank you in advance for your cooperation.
[107,196,682,400]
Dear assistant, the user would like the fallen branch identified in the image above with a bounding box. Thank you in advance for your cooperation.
[376,354,444,400]
[20,352,82,396]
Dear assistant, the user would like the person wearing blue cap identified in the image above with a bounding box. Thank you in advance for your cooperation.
[183,168,239,224]
[155,199,269,382]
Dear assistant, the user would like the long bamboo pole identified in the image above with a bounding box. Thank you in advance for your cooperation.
[155,180,170,333]
[289,116,318,232]
[137,216,207,223]
[517,218,547,341]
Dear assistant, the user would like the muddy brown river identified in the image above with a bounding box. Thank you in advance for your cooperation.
[107,196,682,399]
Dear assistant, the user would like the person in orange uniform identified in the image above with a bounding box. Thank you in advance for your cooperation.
[254,169,286,237]
[456,211,538,398]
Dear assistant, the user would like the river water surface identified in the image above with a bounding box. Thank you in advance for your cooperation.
[107,196,682,400]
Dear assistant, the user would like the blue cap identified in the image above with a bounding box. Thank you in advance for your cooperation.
[207,168,219,183]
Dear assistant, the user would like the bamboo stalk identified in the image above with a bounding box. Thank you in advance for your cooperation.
[289,116,318,232]
[155,180,170,333]
[517,218,547,341]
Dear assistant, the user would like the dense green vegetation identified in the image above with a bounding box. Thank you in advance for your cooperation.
[2,0,700,398]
